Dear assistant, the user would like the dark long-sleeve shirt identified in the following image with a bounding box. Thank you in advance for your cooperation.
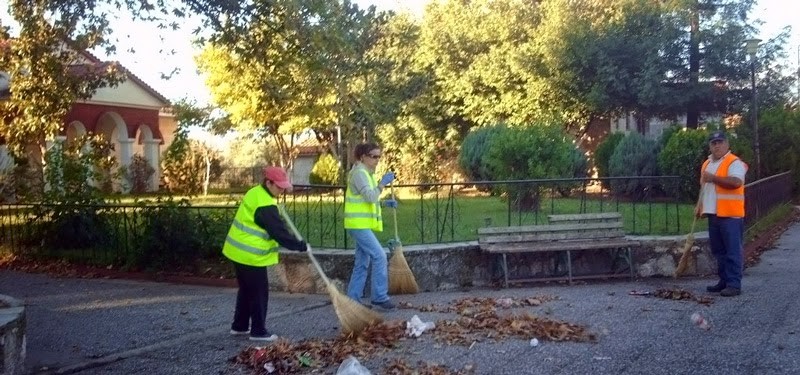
[253,184,306,251]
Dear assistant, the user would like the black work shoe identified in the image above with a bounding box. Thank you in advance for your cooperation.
[371,300,397,311]
[720,287,741,297]
[706,283,726,293]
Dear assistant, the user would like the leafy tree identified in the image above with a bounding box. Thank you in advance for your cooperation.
[225,132,281,168]
[0,0,123,180]
[195,0,390,172]
[161,125,223,195]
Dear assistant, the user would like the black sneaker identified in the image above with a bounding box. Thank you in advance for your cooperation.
[371,300,396,311]
[720,287,741,297]
[706,283,726,293]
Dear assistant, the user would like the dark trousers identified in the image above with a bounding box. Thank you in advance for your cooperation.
[231,261,269,336]
[708,215,744,289]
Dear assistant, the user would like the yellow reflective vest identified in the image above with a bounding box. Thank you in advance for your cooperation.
[344,167,383,232]
[222,185,281,267]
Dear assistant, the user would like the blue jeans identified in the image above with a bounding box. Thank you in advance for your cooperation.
[346,229,390,304]
[707,215,744,289]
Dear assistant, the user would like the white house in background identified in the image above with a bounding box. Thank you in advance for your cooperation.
[1,49,176,192]
[610,113,724,139]
[291,137,323,185]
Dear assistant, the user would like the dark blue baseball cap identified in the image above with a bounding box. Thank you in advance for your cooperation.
[708,130,727,142]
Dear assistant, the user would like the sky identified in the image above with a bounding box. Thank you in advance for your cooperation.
[1,0,798,110]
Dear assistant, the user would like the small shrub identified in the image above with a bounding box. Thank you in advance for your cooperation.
[126,155,155,193]
[309,153,341,185]
[594,132,624,186]
[130,198,202,270]
[459,125,506,182]
[483,124,581,209]
[608,132,660,198]
[657,128,709,201]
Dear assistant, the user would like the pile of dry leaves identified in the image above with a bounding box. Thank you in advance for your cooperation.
[233,296,595,374]
[651,288,714,306]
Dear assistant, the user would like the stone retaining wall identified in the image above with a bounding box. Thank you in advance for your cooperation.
[269,233,713,293]
[0,294,26,375]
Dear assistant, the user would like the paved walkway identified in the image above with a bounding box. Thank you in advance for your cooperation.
[2,219,799,375]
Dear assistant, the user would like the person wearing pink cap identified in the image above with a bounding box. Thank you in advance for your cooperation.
[222,166,308,341]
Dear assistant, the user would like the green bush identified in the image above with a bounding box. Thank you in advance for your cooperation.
[658,124,683,149]
[753,108,800,191]
[459,124,506,181]
[126,155,155,194]
[483,124,583,209]
[657,128,709,201]
[594,132,624,186]
[608,132,660,198]
[309,153,342,185]
[126,197,202,271]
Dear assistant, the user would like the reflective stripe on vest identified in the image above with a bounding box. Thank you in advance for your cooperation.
[344,167,383,231]
[701,153,747,218]
[222,185,281,266]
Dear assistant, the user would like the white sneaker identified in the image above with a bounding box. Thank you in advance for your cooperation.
[230,329,250,336]
[249,333,278,342]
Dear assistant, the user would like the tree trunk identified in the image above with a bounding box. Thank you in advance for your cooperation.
[686,3,700,129]
[203,151,210,196]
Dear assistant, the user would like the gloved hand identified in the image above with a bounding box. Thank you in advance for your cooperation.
[379,171,395,186]
[296,241,309,252]
[387,238,402,252]
[384,199,398,209]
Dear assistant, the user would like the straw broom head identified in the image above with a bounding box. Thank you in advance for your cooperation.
[386,182,420,294]
[676,185,704,278]
[327,283,383,335]
[674,232,695,277]
[277,204,383,335]
[388,243,419,294]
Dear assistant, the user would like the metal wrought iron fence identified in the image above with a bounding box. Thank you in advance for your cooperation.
[744,171,793,229]
[0,174,791,268]
[281,176,687,250]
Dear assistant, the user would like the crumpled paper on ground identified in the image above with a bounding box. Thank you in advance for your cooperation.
[406,314,436,338]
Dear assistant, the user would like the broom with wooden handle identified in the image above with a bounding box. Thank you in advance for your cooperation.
[387,183,419,294]
[277,205,382,335]
[675,184,705,277]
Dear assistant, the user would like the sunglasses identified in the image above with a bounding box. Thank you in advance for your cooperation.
[366,154,381,160]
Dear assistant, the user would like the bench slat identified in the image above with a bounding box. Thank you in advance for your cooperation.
[482,239,639,253]
[478,221,622,236]
[479,229,625,244]
[547,212,622,223]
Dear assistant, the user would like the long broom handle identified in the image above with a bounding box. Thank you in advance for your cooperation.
[689,184,705,235]
[390,183,400,242]
[277,204,332,286]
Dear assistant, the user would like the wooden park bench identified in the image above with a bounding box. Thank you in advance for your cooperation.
[477,212,640,287]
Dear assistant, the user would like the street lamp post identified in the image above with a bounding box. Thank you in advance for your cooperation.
[745,38,761,179]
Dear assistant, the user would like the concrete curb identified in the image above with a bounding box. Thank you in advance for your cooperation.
[0,294,26,375]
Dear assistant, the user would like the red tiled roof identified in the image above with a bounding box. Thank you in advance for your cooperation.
[296,138,322,156]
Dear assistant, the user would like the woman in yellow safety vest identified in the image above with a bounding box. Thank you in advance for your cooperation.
[344,143,398,311]
[222,166,308,341]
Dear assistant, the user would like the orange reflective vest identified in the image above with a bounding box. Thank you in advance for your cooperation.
[701,153,747,218]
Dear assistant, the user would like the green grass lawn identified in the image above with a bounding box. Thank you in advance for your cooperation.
[282,194,702,248]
